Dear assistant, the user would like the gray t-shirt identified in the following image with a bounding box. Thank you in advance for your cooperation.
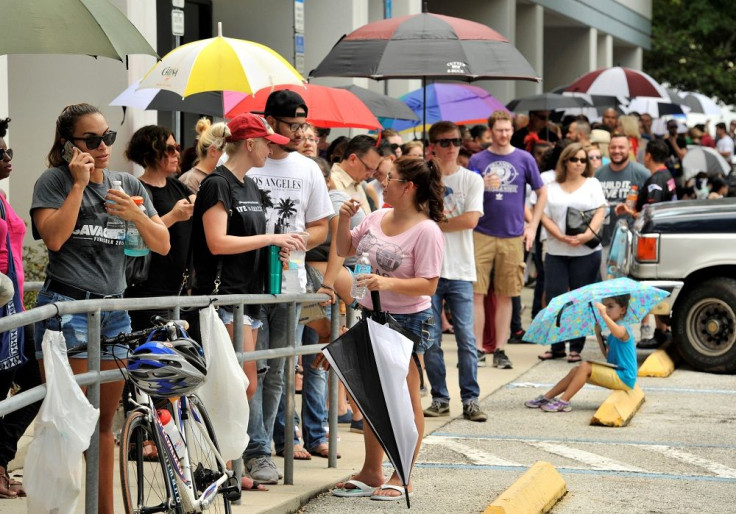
[31,167,157,295]
[595,161,649,246]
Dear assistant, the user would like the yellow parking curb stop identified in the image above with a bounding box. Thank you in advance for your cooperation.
[590,384,645,427]
[638,349,675,377]
[484,461,566,514]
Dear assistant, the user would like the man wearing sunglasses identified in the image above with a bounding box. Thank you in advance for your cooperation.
[510,110,559,150]
[331,135,382,215]
[381,129,404,158]
[423,121,487,422]
[468,111,547,371]
[246,90,334,484]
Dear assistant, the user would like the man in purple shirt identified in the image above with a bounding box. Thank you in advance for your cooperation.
[468,111,547,369]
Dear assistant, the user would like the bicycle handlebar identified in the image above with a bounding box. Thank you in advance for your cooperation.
[67,316,189,356]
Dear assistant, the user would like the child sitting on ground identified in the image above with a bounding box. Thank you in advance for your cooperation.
[525,294,637,412]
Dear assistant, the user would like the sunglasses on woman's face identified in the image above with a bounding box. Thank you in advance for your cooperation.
[588,155,602,161]
[165,143,182,156]
[0,148,13,161]
[568,157,588,164]
[70,130,117,150]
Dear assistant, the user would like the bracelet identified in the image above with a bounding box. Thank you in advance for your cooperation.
[320,283,335,292]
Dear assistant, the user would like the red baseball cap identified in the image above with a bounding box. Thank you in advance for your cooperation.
[226,113,289,144]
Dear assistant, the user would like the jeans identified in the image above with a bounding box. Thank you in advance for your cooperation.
[273,325,327,453]
[244,302,299,460]
[545,251,602,354]
[388,309,435,354]
[425,279,479,403]
[511,296,523,333]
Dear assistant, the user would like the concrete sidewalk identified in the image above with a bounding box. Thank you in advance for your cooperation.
[3,292,543,513]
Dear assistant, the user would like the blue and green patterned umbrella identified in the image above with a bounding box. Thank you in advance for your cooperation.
[523,278,670,344]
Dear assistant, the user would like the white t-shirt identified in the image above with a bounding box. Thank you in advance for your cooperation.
[247,152,334,290]
[528,169,557,242]
[717,135,735,162]
[440,167,483,281]
[544,177,606,257]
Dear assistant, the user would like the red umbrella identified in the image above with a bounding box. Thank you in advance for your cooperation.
[564,67,668,99]
[225,83,381,130]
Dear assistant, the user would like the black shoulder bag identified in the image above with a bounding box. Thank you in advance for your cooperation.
[565,207,602,250]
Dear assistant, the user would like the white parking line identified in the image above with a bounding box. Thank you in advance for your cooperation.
[423,435,522,467]
[646,445,736,478]
[526,441,646,472]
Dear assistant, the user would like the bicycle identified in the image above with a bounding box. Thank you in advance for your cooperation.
[100,318,240,513]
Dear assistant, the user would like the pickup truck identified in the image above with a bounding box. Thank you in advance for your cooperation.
[607,198,736,373]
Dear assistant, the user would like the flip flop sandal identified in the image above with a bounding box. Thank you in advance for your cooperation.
[309,444,341,459]
[8,477,26,498]
[332,479,376,497]
[276,446,312,460]
[240,477,268,491]
[538,351,566,361]
[370,484,413,501]
[567,352,582,363]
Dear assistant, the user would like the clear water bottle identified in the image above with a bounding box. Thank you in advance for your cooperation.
[105,179,126,242]
[350,252,372,300]
[157,409,185,461]
[282,261,301,294]
[625,185,639,210]
[124,196,150,257]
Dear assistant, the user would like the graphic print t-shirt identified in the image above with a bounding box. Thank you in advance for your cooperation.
[440,167,483,281]
[351,209,444,314]
[595,161,649,246]
[468,148,543,238]
[31,168,157,295]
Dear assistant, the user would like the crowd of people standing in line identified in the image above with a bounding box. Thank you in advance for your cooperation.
[0,90,728,509]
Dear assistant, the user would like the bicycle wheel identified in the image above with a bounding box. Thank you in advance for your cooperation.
[184,395,233,513]
[120,411,184,514]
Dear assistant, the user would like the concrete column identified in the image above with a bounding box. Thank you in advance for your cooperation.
[587,28,598,71]
[614,45,643,69]
[544,25,594,91]
[516,4,543,97]
[597,33,613,69]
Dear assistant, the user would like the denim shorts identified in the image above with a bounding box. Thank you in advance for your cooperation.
[34,289,131,361]
[367,308,435,355]
[217,307,263,329]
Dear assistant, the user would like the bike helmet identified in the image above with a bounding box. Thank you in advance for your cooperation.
[127,337,207,397]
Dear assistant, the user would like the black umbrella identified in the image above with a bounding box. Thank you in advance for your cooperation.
[506,93,591,112]
[110,79,234,117]
[322,292,420,508]
[310,5,539,138]
[335,85,418,121]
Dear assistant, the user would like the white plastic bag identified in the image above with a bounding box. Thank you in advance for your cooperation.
[25,329,100,514]
[197,305,250,460]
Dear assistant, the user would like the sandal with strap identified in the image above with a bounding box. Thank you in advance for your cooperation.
[0,468,18,499]
[567,352,582,363]
[538,350,566,361]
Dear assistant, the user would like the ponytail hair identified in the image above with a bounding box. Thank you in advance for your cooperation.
[48,103,101,168]
[394,156,446,223]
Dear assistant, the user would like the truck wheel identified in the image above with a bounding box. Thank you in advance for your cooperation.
[673,278,736,373]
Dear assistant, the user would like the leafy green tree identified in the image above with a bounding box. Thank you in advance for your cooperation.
[645,0,736,105]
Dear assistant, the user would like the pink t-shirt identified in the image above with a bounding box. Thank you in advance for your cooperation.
[0,195,26,299]
[351,209,444,314]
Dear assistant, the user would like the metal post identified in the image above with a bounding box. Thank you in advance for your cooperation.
[85,309,102,514]
[327,300,340,467]
[231,303,244,503]
[283,301,297,485]
[173,35,181,143]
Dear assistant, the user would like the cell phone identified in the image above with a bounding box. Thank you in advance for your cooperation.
[62,141,76,163]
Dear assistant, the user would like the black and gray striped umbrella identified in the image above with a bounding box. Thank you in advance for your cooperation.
[682,145,731,180]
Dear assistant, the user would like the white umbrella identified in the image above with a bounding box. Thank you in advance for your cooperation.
[682,145,731,180]
[626,97,689,118]
[681,92,722,116]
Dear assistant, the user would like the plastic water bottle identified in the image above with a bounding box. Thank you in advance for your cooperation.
[124,196,150,257]
[282,261,301,294]
[157,409,185,461]
[350,252,372,300]
[105,179,126,242]
[625,185,639,210]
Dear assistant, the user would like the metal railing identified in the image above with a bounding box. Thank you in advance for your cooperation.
[0,285,341,512]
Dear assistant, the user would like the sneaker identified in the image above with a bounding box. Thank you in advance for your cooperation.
[423,400,450,417]
[524,395,551,409]
[493,349,513,369]
[540,398,571,412]
[477,350,487,367]
[462,400,488,422]
[639,323,654,341]
[350,419,364,434]
[637,329,672,349]
[337,410,353,424]
[245,456,280,484]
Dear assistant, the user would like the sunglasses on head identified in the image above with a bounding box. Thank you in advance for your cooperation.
[165,143,182,156]
[0,148,12,161]
[70,131,117,150]
[433,138,462,148]
[568,157,588,164]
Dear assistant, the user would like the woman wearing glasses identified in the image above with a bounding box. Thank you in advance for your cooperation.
[124,125,195,329]
[30,103,170,514]
[537,143,606,363]
[332,156,445,501]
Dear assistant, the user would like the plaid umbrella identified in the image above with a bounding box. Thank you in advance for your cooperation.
[524,278,670,344]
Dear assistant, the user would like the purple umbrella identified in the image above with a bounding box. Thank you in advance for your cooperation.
[381,83,508,133]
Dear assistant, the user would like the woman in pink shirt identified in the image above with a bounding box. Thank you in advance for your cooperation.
[333,156,445,501]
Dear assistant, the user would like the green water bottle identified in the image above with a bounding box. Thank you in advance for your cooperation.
[267,245,282,294]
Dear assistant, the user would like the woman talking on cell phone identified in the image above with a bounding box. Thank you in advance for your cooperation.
[30,103,170,514]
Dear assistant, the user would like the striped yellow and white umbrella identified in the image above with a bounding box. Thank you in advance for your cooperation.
[138,22,304,98]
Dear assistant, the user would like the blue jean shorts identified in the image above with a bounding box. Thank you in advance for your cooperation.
[217,307,263,329]
[34,289,131,361]
[364,308,435,355]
